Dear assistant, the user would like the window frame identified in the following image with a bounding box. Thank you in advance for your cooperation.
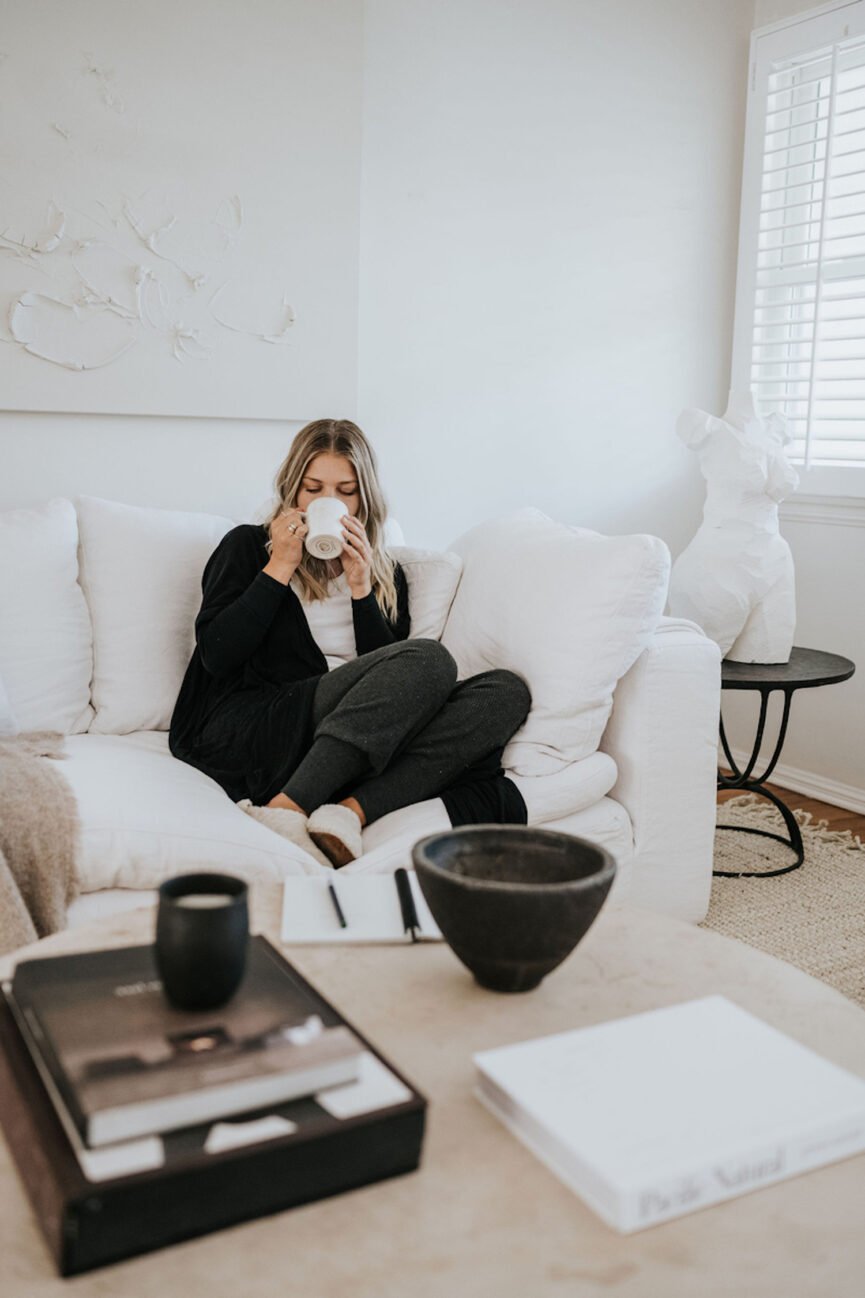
[732,0,865,500]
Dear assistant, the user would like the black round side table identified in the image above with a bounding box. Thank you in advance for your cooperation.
[716,646,855,878]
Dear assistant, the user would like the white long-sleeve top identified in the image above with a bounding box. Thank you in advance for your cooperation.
[290,572,357,670]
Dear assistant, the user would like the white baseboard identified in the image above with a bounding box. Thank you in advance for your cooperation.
[726,748,865,816]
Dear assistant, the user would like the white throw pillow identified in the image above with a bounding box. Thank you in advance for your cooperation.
[0,498,93,733]
[441,508,670,776]
[77,496,234,734]
[390,545,462,640]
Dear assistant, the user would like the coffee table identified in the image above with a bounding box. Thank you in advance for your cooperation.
[3,887,865,1297]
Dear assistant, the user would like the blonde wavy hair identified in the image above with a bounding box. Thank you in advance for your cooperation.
[265,419,399,621]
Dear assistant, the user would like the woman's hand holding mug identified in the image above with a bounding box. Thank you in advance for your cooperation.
[341,515,372,598]
[264,508,307,584]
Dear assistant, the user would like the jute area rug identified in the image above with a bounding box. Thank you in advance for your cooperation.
[701,793,865,1009]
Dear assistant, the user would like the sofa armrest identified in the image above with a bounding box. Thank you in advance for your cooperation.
[599,616,721,923]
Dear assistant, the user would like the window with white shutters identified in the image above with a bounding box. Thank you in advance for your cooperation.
[733,0,865,474]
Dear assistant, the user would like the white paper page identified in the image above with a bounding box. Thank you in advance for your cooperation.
[78,1135,165,1182]
[281,873,442,944]
[315,1052,413,1118]
[474,996,865,1191]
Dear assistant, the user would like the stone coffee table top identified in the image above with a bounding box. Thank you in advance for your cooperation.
[2,888,865,1298]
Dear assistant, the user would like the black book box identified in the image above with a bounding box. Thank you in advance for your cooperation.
[0,942,426,1276]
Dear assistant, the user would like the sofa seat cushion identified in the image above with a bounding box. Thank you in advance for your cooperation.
[66,794,634,927]
[442,507,670,776]
[58,732,618,895]
[541,798,635,908]
[340,752,618,877]
[55,732,330,892]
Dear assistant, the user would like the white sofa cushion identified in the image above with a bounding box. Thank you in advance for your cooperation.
[344,750,618,877]
[56,732,330,891]
[59,730,618,895]
[66,790,635,927]
[77,496,234,734]
[542,797,635,907]
[509,750,618,824]
[600,616,720,924]
[0,499,93,733]
[441,508,670,776]
[389,545,462,640]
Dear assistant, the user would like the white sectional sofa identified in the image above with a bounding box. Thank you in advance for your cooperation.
[0,496,721,928]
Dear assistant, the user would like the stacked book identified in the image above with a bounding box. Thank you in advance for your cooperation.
[0,935,426,1275]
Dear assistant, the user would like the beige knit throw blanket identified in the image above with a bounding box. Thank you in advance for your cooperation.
[0,732,80,956]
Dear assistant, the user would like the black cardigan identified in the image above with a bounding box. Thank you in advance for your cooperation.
[169,524,410,804]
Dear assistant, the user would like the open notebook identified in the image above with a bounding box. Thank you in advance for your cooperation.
[281,872,443,944]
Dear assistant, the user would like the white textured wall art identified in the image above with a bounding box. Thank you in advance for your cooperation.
[668,388,799,664]
[0,1,361,418]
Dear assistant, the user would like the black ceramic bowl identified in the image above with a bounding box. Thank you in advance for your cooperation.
[412,826,616,993]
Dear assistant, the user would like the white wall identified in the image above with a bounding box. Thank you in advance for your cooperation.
[357,0,755,553]
[0,0,362,521]
[1,0,753,545]
[757,505,865,807]
[0,0,361,422]
[0,410,301,522]
[717,0,865,809]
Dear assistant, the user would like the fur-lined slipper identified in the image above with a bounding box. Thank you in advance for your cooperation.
[237,799,331,869]
[307,803,364,869]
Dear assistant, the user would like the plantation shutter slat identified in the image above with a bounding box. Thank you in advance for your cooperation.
[740,3,865,467]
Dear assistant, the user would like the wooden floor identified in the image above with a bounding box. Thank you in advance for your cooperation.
[718,780,864,837]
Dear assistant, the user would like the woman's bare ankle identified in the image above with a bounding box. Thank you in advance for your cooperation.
[339,796,367,827]
[266,793,307,814]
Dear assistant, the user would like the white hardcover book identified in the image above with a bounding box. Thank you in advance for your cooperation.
[281,873,442,944]
[473,996,865,1232]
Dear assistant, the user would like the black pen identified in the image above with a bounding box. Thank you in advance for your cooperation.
[395,868,421,943]
[328,882,347,929]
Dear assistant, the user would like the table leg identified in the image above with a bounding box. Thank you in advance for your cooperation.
[716,688,804,877]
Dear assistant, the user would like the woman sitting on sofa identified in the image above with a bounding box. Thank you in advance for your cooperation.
[169,418,531,869]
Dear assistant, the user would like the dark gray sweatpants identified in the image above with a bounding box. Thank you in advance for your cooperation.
[282,639,531,825]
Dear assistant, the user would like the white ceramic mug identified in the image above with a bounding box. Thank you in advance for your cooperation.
[304,497,349,559]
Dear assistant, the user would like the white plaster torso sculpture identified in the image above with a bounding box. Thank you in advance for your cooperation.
[668,389,799,664]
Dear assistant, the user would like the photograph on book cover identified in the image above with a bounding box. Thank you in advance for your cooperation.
[0,1,360,419]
